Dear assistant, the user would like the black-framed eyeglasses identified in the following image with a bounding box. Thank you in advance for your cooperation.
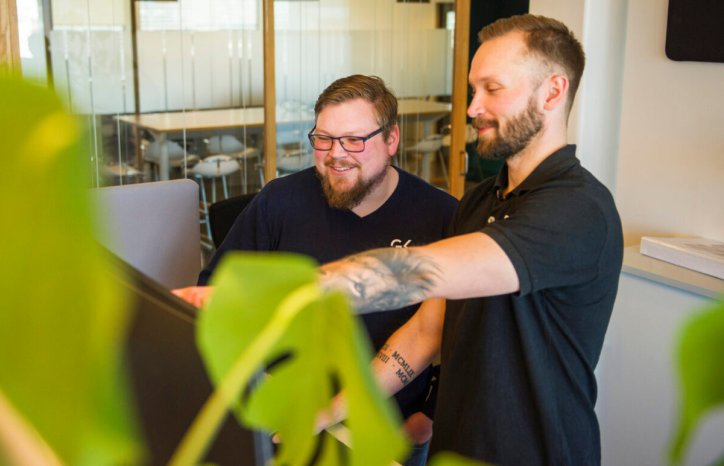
[307,126,385,153]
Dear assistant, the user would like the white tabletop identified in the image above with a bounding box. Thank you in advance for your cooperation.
[116,99,451,134]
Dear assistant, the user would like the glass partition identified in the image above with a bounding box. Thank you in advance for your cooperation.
[17,0,48,84]
[38,0,264,197]
[274,0,455,190]
[18,0,457,251]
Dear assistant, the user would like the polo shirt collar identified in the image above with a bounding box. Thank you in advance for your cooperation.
[493,144,578,200]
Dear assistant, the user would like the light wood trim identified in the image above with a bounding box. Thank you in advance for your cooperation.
[448,0,471,199]
[262,0,277,183]
[0,0,20,74]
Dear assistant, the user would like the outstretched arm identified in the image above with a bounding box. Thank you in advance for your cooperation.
[319,232,519,314]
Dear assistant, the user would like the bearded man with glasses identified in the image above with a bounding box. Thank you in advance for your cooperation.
[189,74,458,466]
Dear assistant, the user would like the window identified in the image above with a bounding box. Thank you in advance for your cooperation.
[138,0,258,31]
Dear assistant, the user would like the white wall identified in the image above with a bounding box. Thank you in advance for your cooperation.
[614,0,724,245]
[51,0,129,26]
[597,273,723,466]
[532,0,724,246]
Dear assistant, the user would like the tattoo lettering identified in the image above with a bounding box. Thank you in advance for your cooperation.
[391,351,415,380]
[375,343,393,364]
[395,368,409,385]
[378,346,416,386]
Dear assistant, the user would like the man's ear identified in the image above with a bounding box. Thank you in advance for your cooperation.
[543,74,569,111]
[386,124,401,156]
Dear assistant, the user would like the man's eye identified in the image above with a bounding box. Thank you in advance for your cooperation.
[316,135,332,142]
[344,137,364,144]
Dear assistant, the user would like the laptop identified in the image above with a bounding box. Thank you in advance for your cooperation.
[93,179,201,289]
[112,257,272,465]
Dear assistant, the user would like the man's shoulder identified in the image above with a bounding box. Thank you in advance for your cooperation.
[540,162,620,224]
[457,176,496,209]
[259,167,320,197]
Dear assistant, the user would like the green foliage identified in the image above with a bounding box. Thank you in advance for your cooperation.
[670,297,724,465]
[173,253,409,465]
[0,76,142,464]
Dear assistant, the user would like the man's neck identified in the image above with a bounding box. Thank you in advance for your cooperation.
[503,129,567,195]
[351,166,399,217]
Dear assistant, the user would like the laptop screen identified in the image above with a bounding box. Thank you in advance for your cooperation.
[93,179,201,289]
[111,257,271,465]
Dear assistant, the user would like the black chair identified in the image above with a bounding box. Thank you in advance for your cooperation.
[208,192,258,248]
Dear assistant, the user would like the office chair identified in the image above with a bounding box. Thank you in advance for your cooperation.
[208,192,258,248]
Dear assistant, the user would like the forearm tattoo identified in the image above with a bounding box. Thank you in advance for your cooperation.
[320,247,440,314]
[375,344,415,386]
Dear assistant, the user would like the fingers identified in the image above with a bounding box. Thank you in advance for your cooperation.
[171,286,213,308]
[403,412,433,444]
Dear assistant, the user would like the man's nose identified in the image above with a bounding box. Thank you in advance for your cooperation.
[328,138,348,157]
[467,94,486,119]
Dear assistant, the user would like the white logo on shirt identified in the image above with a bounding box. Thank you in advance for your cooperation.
[390,239,412,248]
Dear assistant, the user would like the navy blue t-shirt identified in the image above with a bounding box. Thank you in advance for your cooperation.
[199,166,458,418]
[430,145,623,465]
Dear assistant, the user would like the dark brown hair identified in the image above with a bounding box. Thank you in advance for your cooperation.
[479,14,585,114]
[314,74,398,139]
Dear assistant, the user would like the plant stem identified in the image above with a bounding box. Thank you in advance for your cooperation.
[169,283,321,466]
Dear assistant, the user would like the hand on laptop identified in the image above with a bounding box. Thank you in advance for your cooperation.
[172,286,214,308]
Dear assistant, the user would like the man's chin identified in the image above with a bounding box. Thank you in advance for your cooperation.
[327,180,356,195]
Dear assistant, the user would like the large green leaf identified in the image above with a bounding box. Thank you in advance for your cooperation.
[669,297,724,465]
[175,252,409,465]
[0,76,142,464]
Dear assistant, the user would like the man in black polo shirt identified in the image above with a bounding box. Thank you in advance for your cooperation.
[320,14,623,465]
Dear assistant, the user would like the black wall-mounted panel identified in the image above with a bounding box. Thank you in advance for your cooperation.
[665,0,724,63]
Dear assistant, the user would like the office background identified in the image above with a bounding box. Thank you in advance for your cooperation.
[1,0,723,464]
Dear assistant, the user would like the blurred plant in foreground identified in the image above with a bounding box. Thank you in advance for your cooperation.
[669,297,724,465]
[0,76,142,464]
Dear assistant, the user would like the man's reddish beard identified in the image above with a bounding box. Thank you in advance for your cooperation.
[472,95,544,161]
[316,160,389,210]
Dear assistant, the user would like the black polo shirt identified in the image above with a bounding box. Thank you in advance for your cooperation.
[430,145,623,465]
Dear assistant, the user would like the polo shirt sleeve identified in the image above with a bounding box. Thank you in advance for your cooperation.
[482,190,609,296]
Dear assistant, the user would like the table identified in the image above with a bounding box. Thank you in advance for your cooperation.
[398,99,452,132]
[117,99,450,181]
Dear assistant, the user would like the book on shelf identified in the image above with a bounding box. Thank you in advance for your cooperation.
[640,236,724,280]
